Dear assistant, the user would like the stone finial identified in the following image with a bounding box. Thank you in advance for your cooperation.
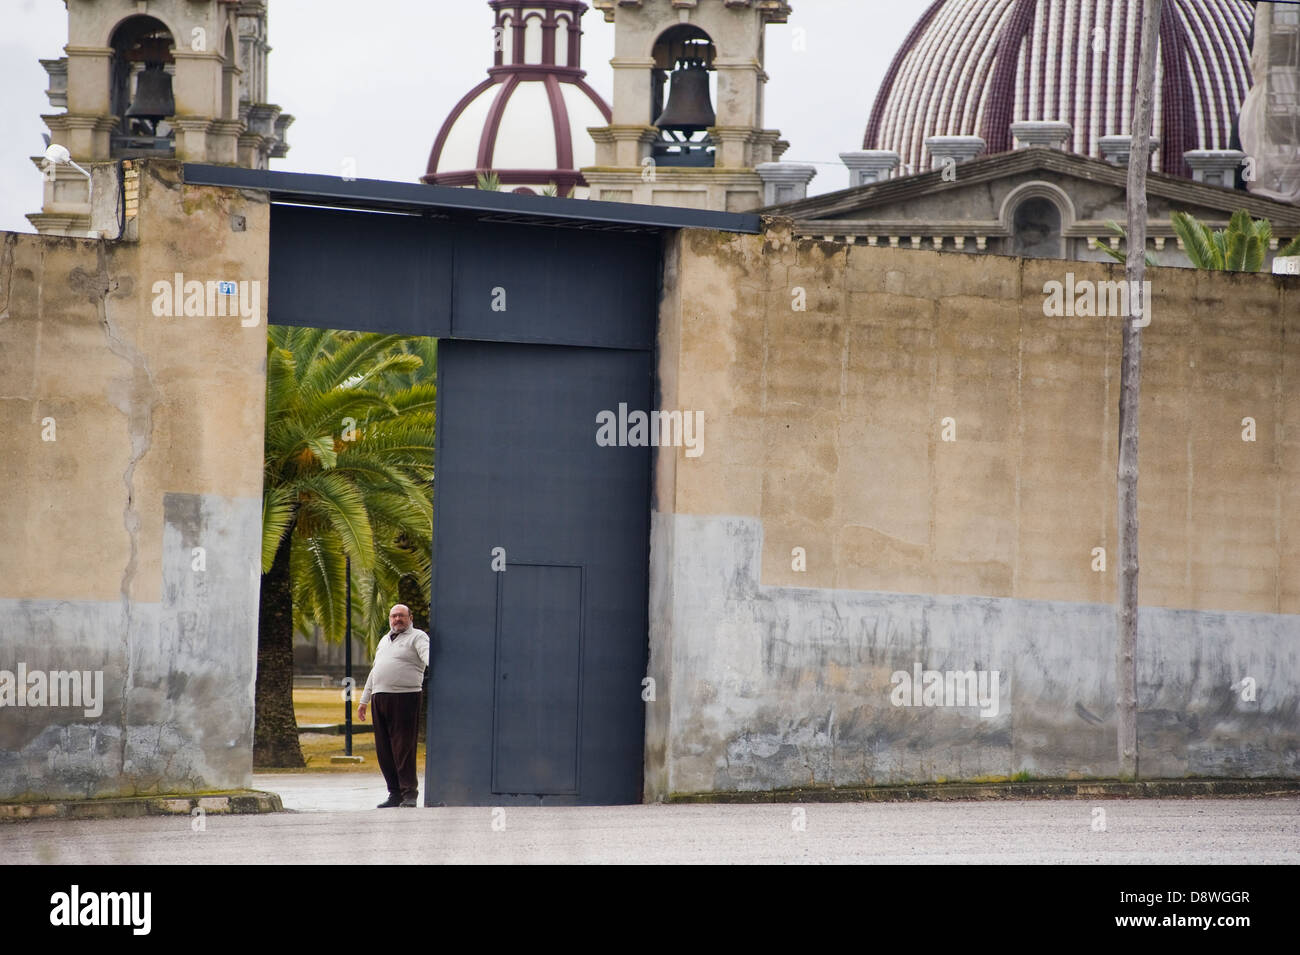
[1184,149,1246,187]
[924,135,985,169]
[840,150,900,187]
[1010,121,1072,149]
[40,58,67,109]
[756,162,817,205]
[1098,135,1160,166]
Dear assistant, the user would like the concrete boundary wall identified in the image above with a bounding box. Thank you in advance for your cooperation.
[0,163,267,800]
[648,222,1300,798]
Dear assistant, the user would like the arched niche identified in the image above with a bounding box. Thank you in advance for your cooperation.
[108,15,176,151]
[648,24,717,167]
[496,14,513,67]
[999,181,1075,260]
[555,14,572,68]
[523,13,544,65]
[222,24,238,121]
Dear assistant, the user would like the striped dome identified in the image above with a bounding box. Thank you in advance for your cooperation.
[423,1,611,196]
[865,0,1254,179]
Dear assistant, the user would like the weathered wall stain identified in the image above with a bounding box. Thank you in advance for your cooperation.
[650,222,1300,797]
[1,161,266,801]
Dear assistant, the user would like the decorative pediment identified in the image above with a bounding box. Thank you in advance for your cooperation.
[766,148,1300,235]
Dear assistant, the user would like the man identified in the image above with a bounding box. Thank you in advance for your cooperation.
[357,604,429,808]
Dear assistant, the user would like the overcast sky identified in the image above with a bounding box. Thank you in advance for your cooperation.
[0,0,925,233]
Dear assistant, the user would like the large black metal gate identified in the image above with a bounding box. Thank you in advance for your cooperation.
[186,165,758,805]
[432,342,652,804]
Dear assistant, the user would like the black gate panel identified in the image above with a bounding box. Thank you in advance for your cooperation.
[269,205,454,337]
[428,341,651,805]
[452,222,659,349]
[268,205,659,348]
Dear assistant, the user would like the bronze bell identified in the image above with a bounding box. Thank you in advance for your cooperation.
[654,61,715,133]
[126,63,175,131]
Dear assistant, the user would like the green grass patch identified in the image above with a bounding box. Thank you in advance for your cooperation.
[286,688,426,774]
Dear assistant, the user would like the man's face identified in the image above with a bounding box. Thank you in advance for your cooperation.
[389,607,411,631]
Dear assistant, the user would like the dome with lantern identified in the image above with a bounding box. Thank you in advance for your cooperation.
[423,1,611,197]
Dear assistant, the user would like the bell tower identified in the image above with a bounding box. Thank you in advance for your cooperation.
[30,0,293,236]
[583,0,812,212]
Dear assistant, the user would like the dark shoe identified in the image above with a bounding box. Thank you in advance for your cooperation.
[377,795,403,808]
[400,796,418,808]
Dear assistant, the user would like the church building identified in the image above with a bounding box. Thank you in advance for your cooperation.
[769,0,1300,267]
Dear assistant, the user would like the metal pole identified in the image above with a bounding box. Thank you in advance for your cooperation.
[345,555,353,757]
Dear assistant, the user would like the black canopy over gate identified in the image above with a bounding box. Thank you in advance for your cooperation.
[183,165,758,805]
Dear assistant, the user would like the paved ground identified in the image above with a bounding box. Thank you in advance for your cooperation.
[3,772,1296,864]
[258,771,396,812]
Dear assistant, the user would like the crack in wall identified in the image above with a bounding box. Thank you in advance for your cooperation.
[68,244,159,770]
[0,232,16,321]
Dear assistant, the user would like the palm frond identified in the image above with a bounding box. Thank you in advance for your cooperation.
[261,486,297,573]
[1243,233,1266,273]
[381,383,438,417]
[1225,227,1247,271]
[1253,217,1272,250]
[342,353,424,392]
[302,334,406,394]
[1171,211,1219,270]
[294,471,376,569]
[1211,229,1228,267]
[304,434,339,470]
[1228,208,1254,238]
[1093,219,1157,267]
[292,534,348,642]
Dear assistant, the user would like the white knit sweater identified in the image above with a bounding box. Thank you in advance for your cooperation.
[359,626,430,704]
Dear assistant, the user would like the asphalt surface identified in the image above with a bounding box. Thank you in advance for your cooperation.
[2,773,1296,864]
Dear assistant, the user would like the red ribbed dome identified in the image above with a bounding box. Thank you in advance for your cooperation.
[865,0,1254,179]
[422,1,611,196]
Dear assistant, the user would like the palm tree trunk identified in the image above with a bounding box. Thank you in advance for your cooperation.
[255,529,306,768]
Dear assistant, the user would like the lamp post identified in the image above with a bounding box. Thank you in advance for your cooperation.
[345,555,353,757]
[43,143,97,239]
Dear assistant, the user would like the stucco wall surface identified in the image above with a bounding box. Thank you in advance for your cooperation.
[0,162,267,800]
[648,222,1300,798]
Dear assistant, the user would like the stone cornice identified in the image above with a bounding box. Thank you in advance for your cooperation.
[42,114,119,132]
[581,167,764,183]
[594,0,791,23]
[588,124,659,141]
[764,147,1300,228]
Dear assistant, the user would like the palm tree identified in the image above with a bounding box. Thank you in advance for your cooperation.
[1170,210,1300,271]
[338,337,437,646]
[256,328,435,767]
[1094,213,1300,271]
[1092,221,1157,267]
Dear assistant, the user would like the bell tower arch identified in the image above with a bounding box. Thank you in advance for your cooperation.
[30,0,294,236]
[584,0,813,212]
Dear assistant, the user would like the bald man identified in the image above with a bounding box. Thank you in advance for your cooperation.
[357,604,430,808]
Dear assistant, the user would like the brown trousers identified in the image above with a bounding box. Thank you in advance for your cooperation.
[372,691,421,800]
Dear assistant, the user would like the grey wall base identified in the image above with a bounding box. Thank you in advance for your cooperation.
[648,514,1300,799]
[0,493,259,802]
